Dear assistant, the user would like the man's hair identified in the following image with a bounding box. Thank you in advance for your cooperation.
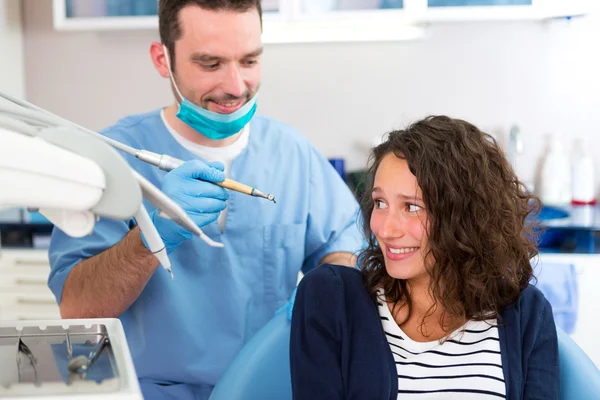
[159,0,262,70]
[359,116,540,335]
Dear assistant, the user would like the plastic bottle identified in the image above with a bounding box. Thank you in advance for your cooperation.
[539,136,572,207]
[571,138,597,205]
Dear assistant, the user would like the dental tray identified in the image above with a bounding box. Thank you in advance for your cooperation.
[0,319,141,399]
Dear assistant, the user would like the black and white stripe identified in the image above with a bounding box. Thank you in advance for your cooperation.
[378,290,506,399]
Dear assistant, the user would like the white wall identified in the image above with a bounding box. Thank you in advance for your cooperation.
[22,0,600,188]
[0,0,24,99]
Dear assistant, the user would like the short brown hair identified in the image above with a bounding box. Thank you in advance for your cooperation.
[159,0,263,70]
[360,116,540,334]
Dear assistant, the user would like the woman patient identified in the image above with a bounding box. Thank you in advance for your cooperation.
[290,116,559,399]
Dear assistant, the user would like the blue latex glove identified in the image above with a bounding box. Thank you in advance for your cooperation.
[276,287,298,321]
[143,160,229,254]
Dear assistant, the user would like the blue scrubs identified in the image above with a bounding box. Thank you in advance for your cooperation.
[48,111,363,399]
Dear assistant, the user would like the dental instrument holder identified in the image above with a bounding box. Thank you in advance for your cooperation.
[0,92,204,240]
[0,91,223,247]
[36,126,142,221]
[0,319,142,399]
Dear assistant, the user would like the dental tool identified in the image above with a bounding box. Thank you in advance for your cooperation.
[67,335,109,375]
[0,91,276,204]
[135,151,277,203]
[134,204,173,279]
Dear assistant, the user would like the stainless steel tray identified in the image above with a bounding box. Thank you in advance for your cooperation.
[0,324,120,396]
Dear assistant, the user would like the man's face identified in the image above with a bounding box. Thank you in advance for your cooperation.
[170,6,262,114]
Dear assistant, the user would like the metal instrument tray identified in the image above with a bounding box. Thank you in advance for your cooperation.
[0,323,121,397]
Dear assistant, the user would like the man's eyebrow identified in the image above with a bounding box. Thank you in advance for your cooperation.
[243,47,264,58]
[190,47,263,63]
[190,53,224,63]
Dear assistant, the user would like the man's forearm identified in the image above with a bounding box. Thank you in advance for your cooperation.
[59,227,160,319]
[320,252,357,267]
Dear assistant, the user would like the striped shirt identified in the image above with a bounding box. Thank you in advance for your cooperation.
[377,290,506,399]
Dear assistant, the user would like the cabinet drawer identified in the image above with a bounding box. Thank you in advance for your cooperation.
[0,292,56,307]
[0,267,50,288]
[0,304,60,321]
[0,249,50,269]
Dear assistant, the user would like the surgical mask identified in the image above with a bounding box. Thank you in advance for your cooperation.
[163,45,258,140]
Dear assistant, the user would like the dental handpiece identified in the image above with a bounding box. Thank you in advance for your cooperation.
[135,204,174,279]
[135,150,277,203]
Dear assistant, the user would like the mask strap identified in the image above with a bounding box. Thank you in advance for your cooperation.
[162,45,185,104]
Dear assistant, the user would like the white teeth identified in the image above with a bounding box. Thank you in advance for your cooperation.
[389,247,418,254]
[218,102,239,107]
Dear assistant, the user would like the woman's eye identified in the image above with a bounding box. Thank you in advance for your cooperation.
[375,200,387,209]
[407,204,422,213]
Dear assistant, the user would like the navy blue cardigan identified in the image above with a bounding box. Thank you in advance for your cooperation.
[290,264,559,400]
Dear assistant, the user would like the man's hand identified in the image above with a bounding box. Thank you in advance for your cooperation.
[144,160,229,254]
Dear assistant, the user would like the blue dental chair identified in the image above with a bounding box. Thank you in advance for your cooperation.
[210,309,600,400]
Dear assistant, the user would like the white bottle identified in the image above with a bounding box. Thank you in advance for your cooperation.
[571,138,597,205]
[539,136,572,207]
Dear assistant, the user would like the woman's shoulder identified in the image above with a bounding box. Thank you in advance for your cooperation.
[300,264,364,293]
[300,264,362,285]
[297,264,373,312]
[516,284,552,311]
[502,284,555,328]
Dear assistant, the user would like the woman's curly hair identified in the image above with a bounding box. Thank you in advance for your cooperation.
[359,116,541,330]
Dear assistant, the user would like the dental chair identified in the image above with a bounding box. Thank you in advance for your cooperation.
[210,309,600,400]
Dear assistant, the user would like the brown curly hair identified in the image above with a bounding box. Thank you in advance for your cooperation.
[359,116,540,331]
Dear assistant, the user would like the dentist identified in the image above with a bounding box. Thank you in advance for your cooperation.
[47,1,362,399]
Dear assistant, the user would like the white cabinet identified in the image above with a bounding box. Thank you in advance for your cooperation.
[538,253,600,368]
[51,0,422,42]
[419,0,590,21]
[0,249,61,321]
[0,0,25,99]
[52,0,592,43]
